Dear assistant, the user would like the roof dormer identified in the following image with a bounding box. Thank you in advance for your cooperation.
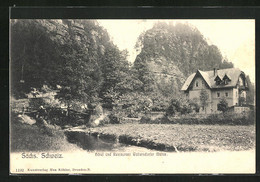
[214,75,222,85]
[223,74,231,85]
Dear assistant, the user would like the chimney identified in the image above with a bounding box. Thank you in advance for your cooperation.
[213,68,218,76]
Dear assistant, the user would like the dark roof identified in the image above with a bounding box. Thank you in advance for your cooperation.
[181,68,243,91]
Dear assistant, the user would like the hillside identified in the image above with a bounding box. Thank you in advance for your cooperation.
[133,22,234,100]
[11,19,130,106]
[12,20,254,116]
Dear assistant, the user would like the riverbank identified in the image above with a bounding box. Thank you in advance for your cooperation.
[65,123,255,152]
[11,119,82,152]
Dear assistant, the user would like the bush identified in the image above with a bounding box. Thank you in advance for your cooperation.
[217,97,228,112]
[166,98,193,116]
[166,99,181,116]
[188,99,200,113]
[114,92,153,118]
[99,115,111,125]
[28,98,45,110]
[140,111,255,126]
[140,115,153,124]
[108,113,121,124]
[140,115,173,124]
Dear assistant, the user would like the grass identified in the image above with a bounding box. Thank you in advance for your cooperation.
[10,119,82,152]
[10,112,255,152]
[82,123,255,152]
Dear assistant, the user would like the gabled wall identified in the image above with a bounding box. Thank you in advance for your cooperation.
[187,76,212,114]
[186,74,240,114]
[184,69,249,114]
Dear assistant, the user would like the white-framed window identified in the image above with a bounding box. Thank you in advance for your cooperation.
[195,81,199,87]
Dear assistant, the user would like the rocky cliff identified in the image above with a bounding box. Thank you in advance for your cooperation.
[134,22,234,97]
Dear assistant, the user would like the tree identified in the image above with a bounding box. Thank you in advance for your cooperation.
[245,75,255,105]
[11,19,135,122]
[189,98,200,113]
[11,20,62,98]
[113,92,153,118]
[239,96,246,106]
[217,97,228,113]
[200,89,209,112]
[99,47,143,109]
[11,20,121,103]
[166,98,181,116]
[133,22,233,113]
[133,56,155,93]
[53,20,105,112]
[166,97,192,116]
[135,22,233,77]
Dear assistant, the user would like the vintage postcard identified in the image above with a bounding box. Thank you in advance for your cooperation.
[10,18,255,174]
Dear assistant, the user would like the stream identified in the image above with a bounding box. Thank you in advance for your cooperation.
[65,131,154,152]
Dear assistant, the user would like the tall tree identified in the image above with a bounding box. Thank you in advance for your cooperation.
[11,19,124,109]
[245,75,255,105]
[132,22,233,112]
[11,20,61,98]
[200,89,209,113]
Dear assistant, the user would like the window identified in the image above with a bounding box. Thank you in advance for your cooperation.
[217,92,220,97]
[225,92,228,97]
[195,81,199,87]
[224,79,228,85]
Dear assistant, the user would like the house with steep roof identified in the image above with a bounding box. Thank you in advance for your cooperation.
[181,68,249,114]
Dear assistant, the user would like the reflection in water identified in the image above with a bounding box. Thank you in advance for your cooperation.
[65,131,127,151]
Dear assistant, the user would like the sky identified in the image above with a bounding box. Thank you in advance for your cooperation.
[98,19,255,83]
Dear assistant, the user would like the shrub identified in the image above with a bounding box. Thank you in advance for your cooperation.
[28,98,45,110]
[166,99,180,116]
[108,113,121,124]
[140,111,255,126]
[140,115,173,124]
[217,97,228,112]
[188,98,200,113]
[166,98,193,116]
[200,89,209,110]
[180,105,192,115]
[247,110,255,125]
[157,116,172,124]
[139,115,152,124]
[99,115,111,125]
[114,92,153,118]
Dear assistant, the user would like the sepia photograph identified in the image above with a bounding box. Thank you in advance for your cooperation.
[9,19,255,174]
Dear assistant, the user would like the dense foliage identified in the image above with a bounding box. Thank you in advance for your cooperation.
[245,75,255,105]
[135,22,234,77]
[217,97,229,112]
[11,20,130,108]
[140,111,255,126]
[133,22,234,111]
[11,20,254,126]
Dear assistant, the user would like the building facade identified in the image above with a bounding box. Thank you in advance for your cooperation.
[181,68,248,114]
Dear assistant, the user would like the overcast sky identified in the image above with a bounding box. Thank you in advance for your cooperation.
[98,19,255,83]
